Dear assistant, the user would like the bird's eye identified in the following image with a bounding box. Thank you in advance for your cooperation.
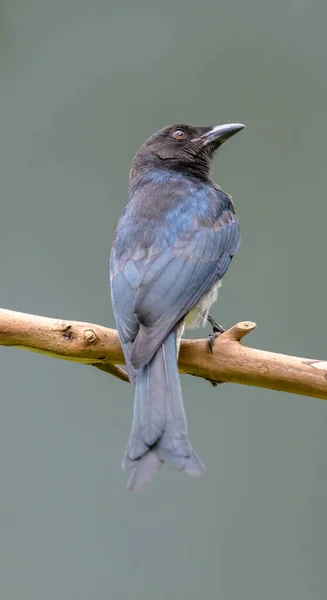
[172,129,187,140]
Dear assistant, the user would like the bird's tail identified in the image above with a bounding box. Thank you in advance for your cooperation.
[122,331,205,490]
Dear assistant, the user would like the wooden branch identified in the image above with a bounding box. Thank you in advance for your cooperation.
[0,308,327,400]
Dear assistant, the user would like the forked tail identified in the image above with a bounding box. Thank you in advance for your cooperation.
[122,331,205,490]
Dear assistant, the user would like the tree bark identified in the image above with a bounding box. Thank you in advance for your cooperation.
[0,308,327,399]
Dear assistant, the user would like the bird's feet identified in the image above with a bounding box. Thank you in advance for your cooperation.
[206,315,225,354]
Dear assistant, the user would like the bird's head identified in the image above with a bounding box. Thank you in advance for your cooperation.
[131,123,245,181]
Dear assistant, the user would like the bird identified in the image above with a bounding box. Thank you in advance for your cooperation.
[110,122,245,490]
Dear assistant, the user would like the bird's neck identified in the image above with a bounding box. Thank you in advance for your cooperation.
[129,155,210,192]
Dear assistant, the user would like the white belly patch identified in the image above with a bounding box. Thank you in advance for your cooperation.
[184,280,222,329]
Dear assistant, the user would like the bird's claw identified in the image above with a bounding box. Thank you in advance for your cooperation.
[207,315,225,353]
[208,331,223,354]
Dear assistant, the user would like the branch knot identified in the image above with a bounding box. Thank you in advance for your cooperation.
[84,329,98,345]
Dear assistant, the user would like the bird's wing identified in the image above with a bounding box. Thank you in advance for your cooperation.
[110,251,142,382]
[118,210,241,368]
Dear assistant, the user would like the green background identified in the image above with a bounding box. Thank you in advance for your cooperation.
[1,1,327,598]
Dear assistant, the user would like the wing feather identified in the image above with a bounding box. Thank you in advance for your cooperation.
[110,184,241,371]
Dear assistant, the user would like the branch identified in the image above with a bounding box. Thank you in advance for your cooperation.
[0,308,327,400]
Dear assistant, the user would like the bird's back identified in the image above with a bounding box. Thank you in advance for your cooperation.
[112,167,236,265]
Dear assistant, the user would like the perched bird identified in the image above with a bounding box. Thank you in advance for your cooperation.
[110,122,245,489]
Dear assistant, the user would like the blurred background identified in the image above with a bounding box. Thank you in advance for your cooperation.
[1,0,327,598]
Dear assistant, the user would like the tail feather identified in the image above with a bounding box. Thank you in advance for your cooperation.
[125,451,164,491]
[122,331,205,490]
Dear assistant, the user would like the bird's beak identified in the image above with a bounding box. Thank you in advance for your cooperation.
[195,123,246,146]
